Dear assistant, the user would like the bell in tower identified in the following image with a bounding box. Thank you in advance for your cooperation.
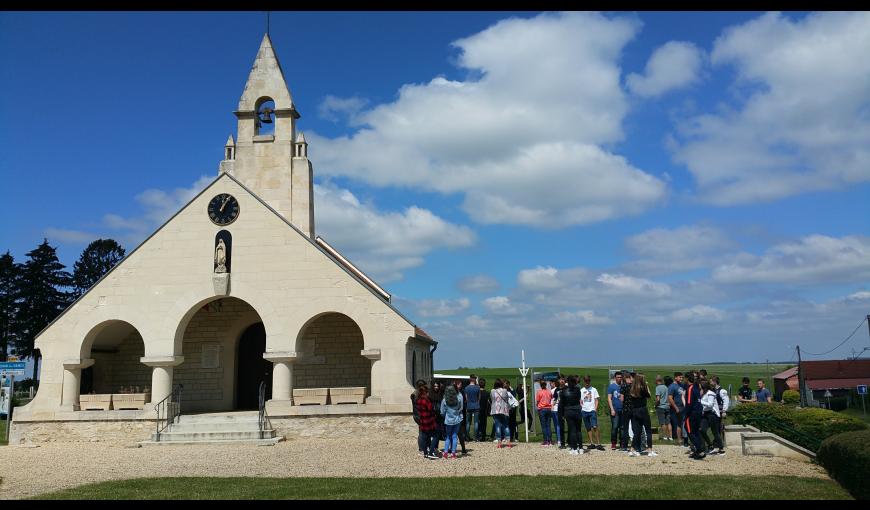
[218,34,314,238]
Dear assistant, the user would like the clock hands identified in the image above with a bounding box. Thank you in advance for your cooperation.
[219,195,231,212]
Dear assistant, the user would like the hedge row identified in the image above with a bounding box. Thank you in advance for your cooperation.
[730,403,868,451]
[817,429,870,500]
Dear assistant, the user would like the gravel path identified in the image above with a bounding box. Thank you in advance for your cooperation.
[0,440,829,499]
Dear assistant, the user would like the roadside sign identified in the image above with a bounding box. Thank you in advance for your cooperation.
[0,361,26,376]
[858,385,868,395]
[824,390,833,398]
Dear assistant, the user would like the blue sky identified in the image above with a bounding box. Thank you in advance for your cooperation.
[1,11,869,369]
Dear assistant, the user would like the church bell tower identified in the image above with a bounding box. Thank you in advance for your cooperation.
[218,34,315,238]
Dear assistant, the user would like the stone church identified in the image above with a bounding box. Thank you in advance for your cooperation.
[11,34,436,444]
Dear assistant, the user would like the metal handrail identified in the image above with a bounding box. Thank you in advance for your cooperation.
[154,384,183,442]
[737,414,821,452]
[258,380,272,440]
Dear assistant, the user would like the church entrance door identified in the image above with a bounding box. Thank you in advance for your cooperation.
[236,322,272,410]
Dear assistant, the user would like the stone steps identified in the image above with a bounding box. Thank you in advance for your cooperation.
[139,437,283,446]
[139,411,282,446]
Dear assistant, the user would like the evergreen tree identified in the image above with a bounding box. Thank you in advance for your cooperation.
[0,251,21,361]
[72,239,125,296]
[15,239,74,381]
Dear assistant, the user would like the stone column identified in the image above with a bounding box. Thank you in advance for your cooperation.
[263,352,298,402]
[140,356,185,405]
[60,358,94,411]
[362,349,382,405]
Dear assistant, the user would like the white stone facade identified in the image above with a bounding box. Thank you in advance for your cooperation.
[11,34,434,442]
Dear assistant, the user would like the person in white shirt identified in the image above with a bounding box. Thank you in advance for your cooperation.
[580,375,603,450]
[699,380,724,455]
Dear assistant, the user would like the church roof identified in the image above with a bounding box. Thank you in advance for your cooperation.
[34,172,435,345]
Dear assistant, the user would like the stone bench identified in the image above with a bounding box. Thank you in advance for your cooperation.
[329,387,366,404]
[293,388,328,405]
[79,394,112,411]
[111,393,151,410]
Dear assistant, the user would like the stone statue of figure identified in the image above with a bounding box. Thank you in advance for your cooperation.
[215,238,227,273]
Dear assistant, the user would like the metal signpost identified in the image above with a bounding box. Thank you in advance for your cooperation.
[858,384,867,415]
[1,361,26,442]
[519,350,530,443]
[824,389,833,410]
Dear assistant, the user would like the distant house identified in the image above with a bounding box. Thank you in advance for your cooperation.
[772,366,799,401]
[783,360,870,405]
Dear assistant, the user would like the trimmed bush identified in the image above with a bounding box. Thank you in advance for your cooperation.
[817,429,870,500]
[731,403,868,451]
[782,390,800,405]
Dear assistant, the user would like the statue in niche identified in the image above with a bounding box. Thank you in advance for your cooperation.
[214,238,227,273]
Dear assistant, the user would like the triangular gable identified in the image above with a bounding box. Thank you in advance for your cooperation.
[36,172,429,342]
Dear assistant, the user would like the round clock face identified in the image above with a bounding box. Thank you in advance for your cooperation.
[207,193,240,226]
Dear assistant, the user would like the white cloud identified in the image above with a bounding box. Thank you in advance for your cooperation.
[596,273,671,296]
[517,266,564,291]
[554,310,613,325]
[672,12,870,205]
[671,305,726,323]
[482,296,523,315]
[623,225,735,275]
[416,298,470,318]
[309,12,667,228]
[627,41,704,97]
[313,182,476,282]
[847,291,870,301]
[457,275,500,293]
[712,235,870,285]
[44,227,98,245]
[465,315,490,329]
[318,95,369,123]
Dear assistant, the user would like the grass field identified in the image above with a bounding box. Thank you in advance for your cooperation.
[436,364,790,442]
[32,475,851,500]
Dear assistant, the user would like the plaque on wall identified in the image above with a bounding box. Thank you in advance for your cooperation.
[201,343,221,369]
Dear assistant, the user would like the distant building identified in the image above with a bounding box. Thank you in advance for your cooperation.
[783,360,870,406]
[772,366,799,401]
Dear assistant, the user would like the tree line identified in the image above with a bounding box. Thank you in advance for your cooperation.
[0,238,125,382]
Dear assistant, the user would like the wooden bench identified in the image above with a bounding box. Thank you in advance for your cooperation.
[329,387,366,404]
[293,388,328,405]
[79,394,112,411]
[111,393,151,410]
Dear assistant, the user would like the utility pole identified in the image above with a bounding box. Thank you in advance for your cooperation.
[797,345,806,407]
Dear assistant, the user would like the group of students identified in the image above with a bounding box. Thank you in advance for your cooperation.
[411,375,523,460]
[537,368,735,460]
[413,369,759,461]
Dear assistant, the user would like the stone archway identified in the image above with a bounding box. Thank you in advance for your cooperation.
[174,297,265,412]
[81,320,149,397]
[293,312,371,398]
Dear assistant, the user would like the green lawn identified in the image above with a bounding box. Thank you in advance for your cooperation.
[33,475,851,500]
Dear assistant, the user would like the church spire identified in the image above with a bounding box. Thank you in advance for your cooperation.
[237,33,294,113]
